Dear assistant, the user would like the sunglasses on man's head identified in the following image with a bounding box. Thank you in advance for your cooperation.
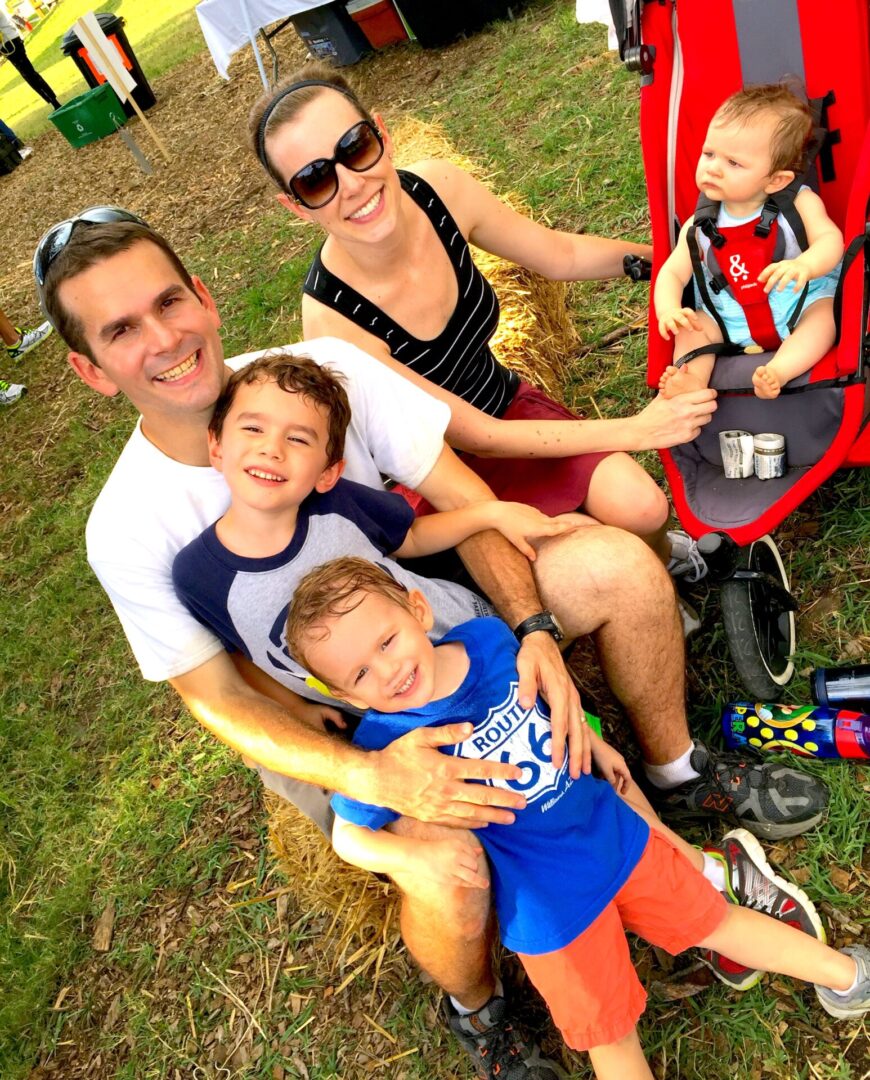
[286,120,384,210]
[33,206,149,291]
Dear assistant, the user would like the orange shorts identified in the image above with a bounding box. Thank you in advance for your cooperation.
[517,829,728,1051]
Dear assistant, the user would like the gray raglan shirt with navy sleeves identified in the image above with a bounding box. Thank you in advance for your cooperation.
[172,478,492,707]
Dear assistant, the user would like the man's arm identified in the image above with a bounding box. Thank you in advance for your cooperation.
[415,447,590,777]
[170,650,525,824]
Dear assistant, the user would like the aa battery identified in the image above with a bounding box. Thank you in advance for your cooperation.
[719,430,755,478]
[753,433,786,479]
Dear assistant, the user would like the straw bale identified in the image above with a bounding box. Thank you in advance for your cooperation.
[265,792,400,972]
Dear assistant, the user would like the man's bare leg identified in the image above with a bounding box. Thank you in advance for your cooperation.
[529,523,828,839]
[386,820,565,1077]
[532,524,690,766]
[387,818,495,1007]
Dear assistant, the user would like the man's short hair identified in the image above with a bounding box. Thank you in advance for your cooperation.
[42,221,197,363]
[286,556,411,688]
[209,351,352,467]
[713,83,813,175]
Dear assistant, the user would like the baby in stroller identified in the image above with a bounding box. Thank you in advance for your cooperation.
[655,84,844,400]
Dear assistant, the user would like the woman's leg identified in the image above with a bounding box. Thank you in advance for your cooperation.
[588,1027,654,1080]
[583,452,670,557]
[696,904,856,990]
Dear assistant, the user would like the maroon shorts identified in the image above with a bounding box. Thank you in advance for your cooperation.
[398,381,612,517]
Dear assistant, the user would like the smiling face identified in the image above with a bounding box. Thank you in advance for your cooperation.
[208,377,343,514]
[61,240,226,425]
[696,112,793,214]
[303,589,437,712]
[266,89,400,241]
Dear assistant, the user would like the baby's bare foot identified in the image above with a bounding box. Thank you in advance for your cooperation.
[659,363,708,399]
[752,365,782,399]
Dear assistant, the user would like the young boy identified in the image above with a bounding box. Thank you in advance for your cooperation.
[172,350,570,718]
[285,556,870,1080]
[655,84,844,400]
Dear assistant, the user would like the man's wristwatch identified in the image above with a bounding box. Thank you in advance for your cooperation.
[513,610,565,643]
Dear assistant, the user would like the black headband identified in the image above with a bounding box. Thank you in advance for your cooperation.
[255,79,361,176]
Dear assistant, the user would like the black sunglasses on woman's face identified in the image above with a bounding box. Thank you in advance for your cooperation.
[286,120,384,210]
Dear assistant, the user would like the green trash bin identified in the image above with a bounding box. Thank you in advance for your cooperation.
[49,83,127,148]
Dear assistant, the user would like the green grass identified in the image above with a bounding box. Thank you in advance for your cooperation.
[1,1,868,1077]
[0,0,204,141]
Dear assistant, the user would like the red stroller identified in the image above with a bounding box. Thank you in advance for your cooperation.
[612,0,870,696]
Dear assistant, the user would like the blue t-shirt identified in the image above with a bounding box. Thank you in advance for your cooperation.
[332,617,650,955]
[171,479,491,706]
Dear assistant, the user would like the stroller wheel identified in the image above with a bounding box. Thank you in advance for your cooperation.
[720,535,796,698]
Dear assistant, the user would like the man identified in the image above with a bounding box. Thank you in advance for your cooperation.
[37,207,827,1079]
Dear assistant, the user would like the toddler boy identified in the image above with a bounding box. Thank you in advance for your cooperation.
[286,556,870,1079]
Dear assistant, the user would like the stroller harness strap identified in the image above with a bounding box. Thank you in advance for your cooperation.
[688,185,809,352]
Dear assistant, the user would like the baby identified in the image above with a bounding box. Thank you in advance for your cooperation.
[656,84,844,400]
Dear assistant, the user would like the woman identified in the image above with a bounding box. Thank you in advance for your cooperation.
[248,64,716,569]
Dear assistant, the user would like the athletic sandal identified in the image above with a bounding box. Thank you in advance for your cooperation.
[444,994,567,1079]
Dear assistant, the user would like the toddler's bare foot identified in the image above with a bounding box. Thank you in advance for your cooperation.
[658,363,709,399]
[752,365,782,399]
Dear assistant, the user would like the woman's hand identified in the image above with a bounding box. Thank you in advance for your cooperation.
[631,389,717,450]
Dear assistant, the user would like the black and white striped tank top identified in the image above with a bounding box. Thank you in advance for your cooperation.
[303,170,520,417]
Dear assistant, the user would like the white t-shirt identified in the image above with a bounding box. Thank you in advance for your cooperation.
[86,337,451,681]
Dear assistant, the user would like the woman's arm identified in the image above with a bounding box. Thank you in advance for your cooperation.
[413,159,652,280]
[304,293,715,453]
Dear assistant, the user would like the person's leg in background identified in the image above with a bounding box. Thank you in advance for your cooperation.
[4,37,61,110]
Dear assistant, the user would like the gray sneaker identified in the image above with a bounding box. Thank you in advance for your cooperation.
[6,320,52,361]
[815,946,870,1019]
[0,379,26,405]
[667,529,709,582]
[647,742,829,840]
[444,994,567,1079]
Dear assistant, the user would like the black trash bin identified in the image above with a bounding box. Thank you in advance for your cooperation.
[0,133,22,176]
[61,12,156,118]
[291,2,371,66]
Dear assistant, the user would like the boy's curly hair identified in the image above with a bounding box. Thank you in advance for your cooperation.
[286,557,412,689]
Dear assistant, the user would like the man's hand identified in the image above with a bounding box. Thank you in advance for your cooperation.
[371,723,526,827]
[631,389,717,450]
[516,633,591,780]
